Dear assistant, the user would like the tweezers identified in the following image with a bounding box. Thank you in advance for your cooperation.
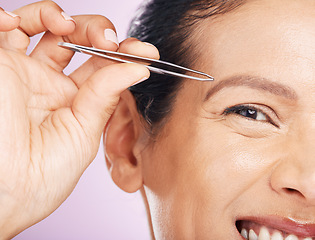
[58,42,214,81]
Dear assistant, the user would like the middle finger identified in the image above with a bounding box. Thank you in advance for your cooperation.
[30,14,119,72]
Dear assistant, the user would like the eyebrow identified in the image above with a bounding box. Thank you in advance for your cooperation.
[204,75,298,101]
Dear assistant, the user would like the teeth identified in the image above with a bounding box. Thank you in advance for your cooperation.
[284,235,298,240]
[258,227,270,240]
[241,228,248,239]
[271,231,283,240]
[241,226,310,240]
[249,229,258,240]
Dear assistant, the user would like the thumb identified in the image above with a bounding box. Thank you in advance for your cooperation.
[71,63,149,149]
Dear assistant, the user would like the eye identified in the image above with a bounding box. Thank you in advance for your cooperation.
[223,104,279,127]
[225,105,266,120]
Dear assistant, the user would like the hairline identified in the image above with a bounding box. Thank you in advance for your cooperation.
[129,0,248,137]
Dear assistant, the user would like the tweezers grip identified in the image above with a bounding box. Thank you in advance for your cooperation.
[58,42,214,81]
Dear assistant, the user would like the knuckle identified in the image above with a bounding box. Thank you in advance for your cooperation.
[104,101,118,118]
[85,77,101,98]
[87,15,114,29]
[40,0,61,9]
[93,14,111,23]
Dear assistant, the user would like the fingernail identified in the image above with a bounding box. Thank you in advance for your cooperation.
[144,42,155,47]
[61,12,76,23]
[104,29,119,47]
[132,76,149,86]
[4,11,19,18]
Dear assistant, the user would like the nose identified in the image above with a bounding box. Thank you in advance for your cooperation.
[270,137,315,205]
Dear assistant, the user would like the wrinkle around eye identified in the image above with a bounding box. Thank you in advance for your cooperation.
[219,113,281,138]
[199,107,281,139]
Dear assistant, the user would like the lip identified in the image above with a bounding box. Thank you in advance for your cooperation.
[236,216,315,238]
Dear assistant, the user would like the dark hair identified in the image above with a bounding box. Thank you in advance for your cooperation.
[128,0,245,135]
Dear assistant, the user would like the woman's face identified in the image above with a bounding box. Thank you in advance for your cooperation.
[139,0,315,239]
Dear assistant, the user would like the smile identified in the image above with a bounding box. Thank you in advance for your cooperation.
[236,218,315,240]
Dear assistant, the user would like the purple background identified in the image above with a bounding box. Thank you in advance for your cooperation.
[2,0,151,239]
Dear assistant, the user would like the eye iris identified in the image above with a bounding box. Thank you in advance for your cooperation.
[239,108,257,119]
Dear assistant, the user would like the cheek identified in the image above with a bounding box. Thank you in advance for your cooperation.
[195,123,284,201]
[141,117,289,233]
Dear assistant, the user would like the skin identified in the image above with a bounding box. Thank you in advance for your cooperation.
[105,0,315,239]
[0,1,158,238]
[2,0,315,239]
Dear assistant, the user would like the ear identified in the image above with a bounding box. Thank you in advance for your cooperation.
[103,90,145,193]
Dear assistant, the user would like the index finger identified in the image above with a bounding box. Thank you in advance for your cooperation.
[30,14,119,72]
[0,1,75,52]
[14,1,76,37]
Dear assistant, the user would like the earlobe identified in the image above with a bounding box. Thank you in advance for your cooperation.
[103,90,144,193]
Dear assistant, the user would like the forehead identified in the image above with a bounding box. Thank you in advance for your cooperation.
[193,0,315,87]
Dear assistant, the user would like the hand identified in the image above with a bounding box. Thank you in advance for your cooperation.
[0,2,159,239]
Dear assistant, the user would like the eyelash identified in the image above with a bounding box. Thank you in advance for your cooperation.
[223,104,279,128]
